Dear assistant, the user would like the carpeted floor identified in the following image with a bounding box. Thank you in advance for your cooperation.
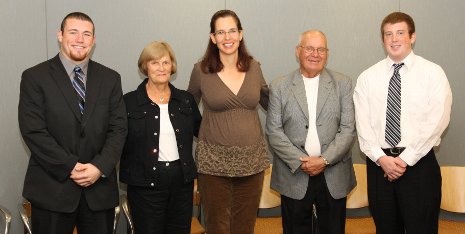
[253,216,465,234]
[254,217,282,234]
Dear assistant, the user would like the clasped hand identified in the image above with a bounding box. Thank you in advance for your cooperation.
[377,156,407,182]
[300,156,326,176]
[70,162,102,187]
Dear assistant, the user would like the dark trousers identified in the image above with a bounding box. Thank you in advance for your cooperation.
[367,149,441,234]
[198,172,264,234]
[31,193,114,234]
[127,160,194,234]
[281,173,347,234]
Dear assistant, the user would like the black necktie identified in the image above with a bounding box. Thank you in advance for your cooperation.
[72,66,86,114]
[385,63,404,147]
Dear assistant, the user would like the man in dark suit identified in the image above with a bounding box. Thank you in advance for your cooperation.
[266,30,356,234]
[18,12,127,234]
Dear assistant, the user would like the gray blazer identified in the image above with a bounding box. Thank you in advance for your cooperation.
[266,68,356,200]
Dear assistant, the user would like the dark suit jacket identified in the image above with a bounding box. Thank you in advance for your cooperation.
[18,54,128,212]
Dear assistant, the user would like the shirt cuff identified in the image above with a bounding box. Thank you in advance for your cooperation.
[370,147,386,166]
[399,148,420,166]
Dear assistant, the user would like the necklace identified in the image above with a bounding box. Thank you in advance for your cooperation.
[159,90,165,102]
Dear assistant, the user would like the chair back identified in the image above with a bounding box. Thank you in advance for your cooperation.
[346,164,369,209]
[18,200,32,234]
[440,166,465,213]
[259,165,281,209]
[120,194,135,234]
[0,206,11,234]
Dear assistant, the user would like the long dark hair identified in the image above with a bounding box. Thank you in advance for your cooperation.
[200,9,253,73]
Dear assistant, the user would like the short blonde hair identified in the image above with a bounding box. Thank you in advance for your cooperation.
[138,41,177,76]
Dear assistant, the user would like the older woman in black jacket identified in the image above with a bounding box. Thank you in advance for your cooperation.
[120,41,201,234]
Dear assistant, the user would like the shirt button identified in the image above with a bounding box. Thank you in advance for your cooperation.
[175,129,180,132]
[153,167,156,171]
[170,113,174,117]
[154,132,158,136]
[150,183,154,186]
[166,162,170,166]
[153,149,158,153]
[155,116,159,119]
[179,145,183,149]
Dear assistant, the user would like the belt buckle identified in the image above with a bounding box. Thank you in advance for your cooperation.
[389,147,401,155]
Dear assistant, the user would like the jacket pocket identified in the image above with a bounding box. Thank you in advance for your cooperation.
[127,111,146,137]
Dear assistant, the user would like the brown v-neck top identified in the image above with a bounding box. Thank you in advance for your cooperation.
[187,60,270,177]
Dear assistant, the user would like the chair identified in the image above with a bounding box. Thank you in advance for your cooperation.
[120,195,134,234]
[254,165,282,234]
[191,179,206,234]
[439,166,465,233]
[120,179,206,234]
[345,163,376,234]
[0,205,11,234]
[19,199,120,234]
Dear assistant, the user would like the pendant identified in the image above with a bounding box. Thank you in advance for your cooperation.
[159,96,164,102]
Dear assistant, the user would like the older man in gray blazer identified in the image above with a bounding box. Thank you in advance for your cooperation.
[266,30,356,234]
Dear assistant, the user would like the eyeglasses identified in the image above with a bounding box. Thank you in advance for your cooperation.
[298,46,328,55]
[213,28,240,38]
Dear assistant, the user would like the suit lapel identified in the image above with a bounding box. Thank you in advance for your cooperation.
[81,60,102,126]
[49,55,82,120]
[316,69,332,119]
[291,70,309,121]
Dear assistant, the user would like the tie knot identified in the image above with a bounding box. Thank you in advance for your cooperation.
[73,66,82,73]
[393,63,404,72]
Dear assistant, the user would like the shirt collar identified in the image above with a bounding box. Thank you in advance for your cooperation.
[385,51,415,74]
[59,52,90,76]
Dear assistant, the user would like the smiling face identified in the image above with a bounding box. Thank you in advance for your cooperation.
[296,31,328,78]
[57,18,95,63]
[383,22,416,62]
[210,16,243,57]
[146,55,172,85]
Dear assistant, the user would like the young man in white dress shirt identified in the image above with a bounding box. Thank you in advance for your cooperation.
[353,12,452,234]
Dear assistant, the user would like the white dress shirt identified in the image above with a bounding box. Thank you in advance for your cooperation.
[157,103,180,162]
[303,75,321,156]
[354,52,452,166]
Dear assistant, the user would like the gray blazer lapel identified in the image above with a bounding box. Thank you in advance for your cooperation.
[291,70,309,121]
[49,56,82,121]
[316,69,333,119]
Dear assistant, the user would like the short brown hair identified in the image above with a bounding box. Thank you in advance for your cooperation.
[138,41,177,76]
[61,12,95,35]
[381,12,415,41]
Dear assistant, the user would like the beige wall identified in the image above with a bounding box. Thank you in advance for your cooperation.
[1,0,464,232]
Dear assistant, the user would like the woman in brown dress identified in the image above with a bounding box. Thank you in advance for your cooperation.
[187,9,269,234]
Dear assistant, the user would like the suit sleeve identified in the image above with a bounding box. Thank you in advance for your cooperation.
[266,81,306,173]
[321,76,356,164]
[90,74,128,176]
[18,69,79,181]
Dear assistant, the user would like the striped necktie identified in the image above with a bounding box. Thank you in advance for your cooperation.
[72,66,86,114]
[385,63,404,147]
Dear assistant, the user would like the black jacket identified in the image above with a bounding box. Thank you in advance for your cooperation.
[19,55,127,212]
[120,79,201,187]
